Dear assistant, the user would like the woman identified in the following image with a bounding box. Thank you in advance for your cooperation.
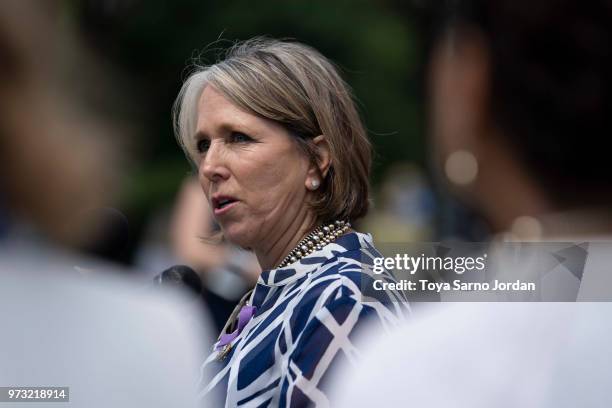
[173,38,406,406]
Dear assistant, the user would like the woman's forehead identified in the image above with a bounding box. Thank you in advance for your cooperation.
[196,85,288,137]
[197,86,253,129]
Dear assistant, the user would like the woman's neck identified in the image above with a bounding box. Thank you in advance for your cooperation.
[255,209,318,270]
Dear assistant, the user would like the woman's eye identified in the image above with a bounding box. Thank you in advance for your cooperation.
[196,138,210,153]
[229,132,252,143]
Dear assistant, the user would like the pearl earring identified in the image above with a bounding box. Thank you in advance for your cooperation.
[444,150,478,186]
[310,179,320,190]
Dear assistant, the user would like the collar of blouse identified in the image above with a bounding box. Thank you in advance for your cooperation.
[255,231,370,287]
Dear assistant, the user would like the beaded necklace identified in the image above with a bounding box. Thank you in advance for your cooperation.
[277,220,350,268]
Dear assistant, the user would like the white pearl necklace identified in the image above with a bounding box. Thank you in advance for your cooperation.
[277,220,350,268]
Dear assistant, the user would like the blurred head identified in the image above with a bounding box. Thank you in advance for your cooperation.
[0,1,121,247]
[430,0,612,231]
[173,38,371,248]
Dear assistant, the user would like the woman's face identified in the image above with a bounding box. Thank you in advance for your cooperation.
[195,85,312,249]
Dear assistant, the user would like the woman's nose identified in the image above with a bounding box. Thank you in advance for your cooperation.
[199,141,230,183]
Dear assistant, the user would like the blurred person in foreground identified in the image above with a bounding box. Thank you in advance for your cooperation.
[334,0,612,406]
[173,38,407,406]
[0,2,211,407]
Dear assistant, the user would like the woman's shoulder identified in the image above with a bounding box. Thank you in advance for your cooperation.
[312,231,400,290]
[298,231,407,316]
[285,234,407,362]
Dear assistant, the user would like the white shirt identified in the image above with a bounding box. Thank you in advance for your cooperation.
[0,240,214,408]
[334,302,612,407]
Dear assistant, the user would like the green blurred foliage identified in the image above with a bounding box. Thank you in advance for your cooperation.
[74,0,425,216]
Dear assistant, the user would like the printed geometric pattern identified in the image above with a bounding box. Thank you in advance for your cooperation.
[198,232,407,407]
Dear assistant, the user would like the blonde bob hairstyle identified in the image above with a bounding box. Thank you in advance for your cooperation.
[173,37,371,222]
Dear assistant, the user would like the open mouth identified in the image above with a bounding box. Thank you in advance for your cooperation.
[212,196,239,214]
[216,198,236,209]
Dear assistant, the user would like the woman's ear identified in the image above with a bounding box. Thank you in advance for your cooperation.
[305,135,331,190]
[312,135,331,177]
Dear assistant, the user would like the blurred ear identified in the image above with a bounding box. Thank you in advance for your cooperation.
[429,27,490,158]
[305,135,331,189]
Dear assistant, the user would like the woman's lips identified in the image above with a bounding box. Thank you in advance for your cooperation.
[213,200,239,216]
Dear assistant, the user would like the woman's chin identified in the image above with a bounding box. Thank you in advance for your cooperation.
[221,225,254,250]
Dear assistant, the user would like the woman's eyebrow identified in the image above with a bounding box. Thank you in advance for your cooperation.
[193,130,209,140]
[196,121,246,139]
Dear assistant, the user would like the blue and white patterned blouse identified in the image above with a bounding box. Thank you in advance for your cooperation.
[198,231,407,407]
